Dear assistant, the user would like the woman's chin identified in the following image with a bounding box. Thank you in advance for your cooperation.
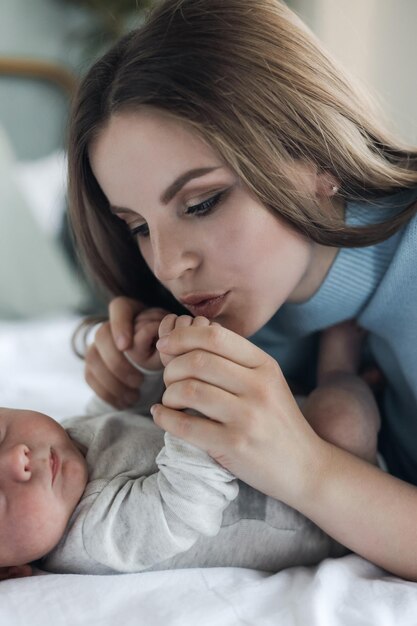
[215,314,260,339]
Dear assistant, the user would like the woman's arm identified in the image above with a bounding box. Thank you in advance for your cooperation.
[152,321,417,581]
[301,441,417,581]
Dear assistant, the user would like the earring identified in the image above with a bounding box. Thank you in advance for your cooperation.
[331,185,339,195]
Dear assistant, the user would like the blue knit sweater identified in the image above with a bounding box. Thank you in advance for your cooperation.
[250,188,417,484]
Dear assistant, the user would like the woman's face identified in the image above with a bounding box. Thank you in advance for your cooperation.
[90,108,321,338]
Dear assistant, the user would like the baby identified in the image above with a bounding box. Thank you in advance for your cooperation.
[0,314,380,579]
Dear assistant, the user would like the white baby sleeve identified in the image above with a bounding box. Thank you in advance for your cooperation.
[81,432,238,572]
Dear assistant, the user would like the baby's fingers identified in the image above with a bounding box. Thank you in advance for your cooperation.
[159,315,212,366]
[159,314,212,338]
[134,308,169,327]
[190,316,212,327]
[159,314,179,338]
[156,323,266,369]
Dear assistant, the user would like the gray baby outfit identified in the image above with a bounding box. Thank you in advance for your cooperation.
[43,372,345,574]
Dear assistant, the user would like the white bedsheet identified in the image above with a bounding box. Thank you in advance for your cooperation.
[1,316,416,626]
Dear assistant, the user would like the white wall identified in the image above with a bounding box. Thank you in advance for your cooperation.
[288,0,417,144]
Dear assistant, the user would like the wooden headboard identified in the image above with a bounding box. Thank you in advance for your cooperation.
[0,57,77,96]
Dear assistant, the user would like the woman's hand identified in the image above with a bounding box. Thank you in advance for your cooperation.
[152,316,323,506]
[125,307,172,372]
[84,297,164,408]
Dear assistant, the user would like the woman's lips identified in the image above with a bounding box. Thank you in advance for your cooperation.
[50,448,60,485]
[181,292,229,319]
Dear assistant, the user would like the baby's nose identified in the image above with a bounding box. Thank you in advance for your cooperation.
[5,444,31,482]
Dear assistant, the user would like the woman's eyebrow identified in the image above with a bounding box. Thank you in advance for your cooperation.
[160,166,222,204]
[109,166,222,215]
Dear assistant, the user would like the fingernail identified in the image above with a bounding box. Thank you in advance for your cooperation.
[156,337,168,350]
[116,333,129,350]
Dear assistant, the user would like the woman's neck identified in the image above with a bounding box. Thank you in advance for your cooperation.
[288,197,345,304]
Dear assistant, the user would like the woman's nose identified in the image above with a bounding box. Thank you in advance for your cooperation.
[151,227,198,283]
[1,444,31,482]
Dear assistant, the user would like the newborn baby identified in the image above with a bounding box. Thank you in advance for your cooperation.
[0,314,377,579]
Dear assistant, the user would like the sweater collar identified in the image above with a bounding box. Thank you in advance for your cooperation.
[266,188,417,336]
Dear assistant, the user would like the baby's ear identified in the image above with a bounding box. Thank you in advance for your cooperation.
[0,564,32,581]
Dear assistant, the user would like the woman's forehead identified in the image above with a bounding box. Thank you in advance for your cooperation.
[89,110,228,204]
[93,108,217,161]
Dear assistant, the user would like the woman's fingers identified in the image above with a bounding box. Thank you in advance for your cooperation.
[151,404,226,453]
[156,323,267,369]
[163,349,250,396]
[109,296,145,350]
[161,379,240,422]
[90,323,143,388]
[85,299,168,403]
[84,348,141,408]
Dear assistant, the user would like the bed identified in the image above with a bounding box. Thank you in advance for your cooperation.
[1,57,417,626]
[1,315,417,625]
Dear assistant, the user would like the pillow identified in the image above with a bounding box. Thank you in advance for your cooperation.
[0,124,89,318]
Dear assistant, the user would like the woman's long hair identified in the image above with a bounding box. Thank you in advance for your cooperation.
[68,0,417,306]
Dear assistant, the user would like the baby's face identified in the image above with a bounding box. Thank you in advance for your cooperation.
[0,408,88,567]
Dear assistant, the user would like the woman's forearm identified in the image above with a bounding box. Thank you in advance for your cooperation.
[150,321,417,580]
[296,440,417,581]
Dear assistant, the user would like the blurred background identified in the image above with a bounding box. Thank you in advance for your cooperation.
[1,0,416,319]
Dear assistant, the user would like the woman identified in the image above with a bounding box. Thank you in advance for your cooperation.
[69,0,417,579]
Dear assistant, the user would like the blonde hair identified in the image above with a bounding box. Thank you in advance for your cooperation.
[68,0,417,305]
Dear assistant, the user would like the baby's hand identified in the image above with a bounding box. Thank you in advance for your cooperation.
[158,315,214,367]
[124,308,170,371]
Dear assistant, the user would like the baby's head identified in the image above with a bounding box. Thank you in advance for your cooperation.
[0,407,88,579]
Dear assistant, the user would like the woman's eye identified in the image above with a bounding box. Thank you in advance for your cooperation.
[185,190,225,217]
[130,190,226,240]
[130,223,150,238]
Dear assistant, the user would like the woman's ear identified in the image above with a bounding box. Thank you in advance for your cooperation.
[284,160,340,199]
[0,564,33,581]
[315,170,340,198]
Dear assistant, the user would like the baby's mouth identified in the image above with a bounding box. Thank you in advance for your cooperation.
[50,448,60,485]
